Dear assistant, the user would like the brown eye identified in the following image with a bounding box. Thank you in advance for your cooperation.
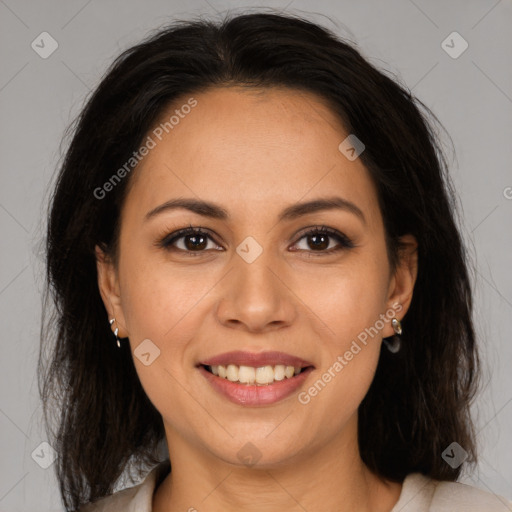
[292,226,354,254]
[305,232,330,251]
[158,226,222,254]
[181,233,208,251]
[157,224,354,256]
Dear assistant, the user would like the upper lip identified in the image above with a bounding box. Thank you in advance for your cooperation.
[200,350,315,368]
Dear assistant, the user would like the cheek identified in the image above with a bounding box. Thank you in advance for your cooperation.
[119,249,215,357]
[118,255,205,411]
[301,252,390,406]
[119,259,169,339]
[310,260,389,343]
[298,265,388,431]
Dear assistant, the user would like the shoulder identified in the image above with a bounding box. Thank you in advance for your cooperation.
[79,484,143,512]
[392,472,512,512]
[431,478,512,511]
[78,460,171,512]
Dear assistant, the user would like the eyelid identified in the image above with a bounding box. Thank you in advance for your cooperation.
[156,224,355,254]
[291,224,355,252]
[155,224,221,249]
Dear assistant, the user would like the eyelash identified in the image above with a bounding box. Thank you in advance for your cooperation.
[155,224,355,257]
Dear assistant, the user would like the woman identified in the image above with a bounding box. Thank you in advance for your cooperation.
[39,11,512,512]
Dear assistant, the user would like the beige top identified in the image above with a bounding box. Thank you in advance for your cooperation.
[80,461,512,511]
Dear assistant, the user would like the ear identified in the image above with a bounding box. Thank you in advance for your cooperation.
[382,234,418,338]
[95,245,128,338]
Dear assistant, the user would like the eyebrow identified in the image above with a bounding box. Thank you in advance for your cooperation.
[144,196,366,225]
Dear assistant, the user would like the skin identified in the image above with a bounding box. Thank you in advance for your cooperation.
[96,86,418,512]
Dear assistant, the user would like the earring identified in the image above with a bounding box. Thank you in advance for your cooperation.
[109,318,121,348]
[383,317,402,353]
[391,317,402,335]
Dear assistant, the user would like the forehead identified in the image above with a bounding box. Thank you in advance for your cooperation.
[122,86,381,229]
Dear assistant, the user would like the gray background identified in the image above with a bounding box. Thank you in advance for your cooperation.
[1,0,511,510]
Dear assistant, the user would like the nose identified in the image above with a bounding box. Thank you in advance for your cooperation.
[215,249,297,333]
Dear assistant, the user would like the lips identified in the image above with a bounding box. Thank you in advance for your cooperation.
[197,351,315,406]
[200,350,314,368]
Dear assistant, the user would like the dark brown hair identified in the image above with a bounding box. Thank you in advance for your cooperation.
[39,11,480,511]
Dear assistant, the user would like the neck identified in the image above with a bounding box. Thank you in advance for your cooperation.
[153,420,402,512]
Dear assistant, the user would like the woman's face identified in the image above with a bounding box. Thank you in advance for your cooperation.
[97,86,417,468]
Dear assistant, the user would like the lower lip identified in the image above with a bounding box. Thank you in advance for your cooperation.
[198,366,314,406]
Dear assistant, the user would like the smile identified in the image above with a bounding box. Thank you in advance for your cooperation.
[198,351,315,406]
[205,364,304,385]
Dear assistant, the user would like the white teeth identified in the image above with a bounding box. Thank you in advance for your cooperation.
[208,364,304,385]
[238,365,256,384]
[274,365,285,381]
[255,365,274,384]
[226,364,238,382]
[284,366,295,379]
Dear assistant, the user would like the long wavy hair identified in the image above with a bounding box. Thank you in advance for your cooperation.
[39,10,480,511]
